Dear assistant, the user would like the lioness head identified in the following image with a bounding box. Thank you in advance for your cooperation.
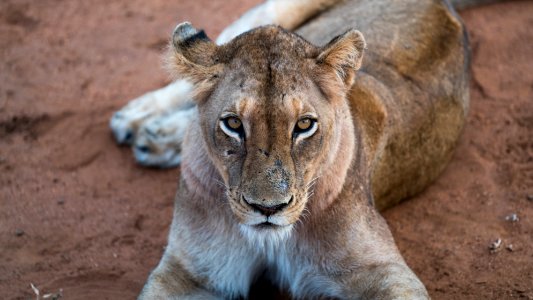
[169,23,365,237]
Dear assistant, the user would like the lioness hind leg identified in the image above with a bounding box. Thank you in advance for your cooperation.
[216,0,343,44]
[110,79,194,145]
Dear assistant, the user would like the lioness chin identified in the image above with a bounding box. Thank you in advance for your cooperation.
[122,0,478,298]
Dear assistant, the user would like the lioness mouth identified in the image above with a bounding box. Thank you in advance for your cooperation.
[255,222,280,229]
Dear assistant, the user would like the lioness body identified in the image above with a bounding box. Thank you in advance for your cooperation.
[134,0,468,299]
[295,0,468,209]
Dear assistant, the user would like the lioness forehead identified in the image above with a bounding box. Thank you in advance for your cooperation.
[217,26,319,92]
[213,26,323,116]
[218,26,318,65]
[234,96,305,120]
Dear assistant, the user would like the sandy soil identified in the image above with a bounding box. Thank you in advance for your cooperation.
[1,0,532,299]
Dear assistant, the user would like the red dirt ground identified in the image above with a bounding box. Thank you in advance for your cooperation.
[1,1,532,299]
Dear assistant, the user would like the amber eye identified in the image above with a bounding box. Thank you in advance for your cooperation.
[294,117,318,139]
[226,117,242,130]
[297,118,312,131]
[220,116,245,140]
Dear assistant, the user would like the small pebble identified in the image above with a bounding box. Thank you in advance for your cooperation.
[489,238,502,253]
[505,213,519,222]
[527,194,533,201]
[57,198,65,205]
[506,244,514,252]
[15,229,24,237]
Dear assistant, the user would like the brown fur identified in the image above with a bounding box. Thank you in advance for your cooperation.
[296,0,468,209]
[139,0,468,298]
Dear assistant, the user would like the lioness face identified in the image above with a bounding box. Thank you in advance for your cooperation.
[202,68,336,231]
[168,23,364,236]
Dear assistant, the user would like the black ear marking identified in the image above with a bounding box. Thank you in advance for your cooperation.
[181,30,209,47]
[172,22,210,49]
[167,21,218,72]
[165,22,221,105]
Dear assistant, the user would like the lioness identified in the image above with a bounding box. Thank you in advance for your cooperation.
[112,0,475,298]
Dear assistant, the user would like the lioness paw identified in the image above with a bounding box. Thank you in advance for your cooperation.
[110,80,194,146]
[133,106,197,168]
[110,101,151,145]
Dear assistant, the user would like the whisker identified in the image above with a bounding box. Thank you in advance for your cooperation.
[308,176,320,187]
[213,179,228,189]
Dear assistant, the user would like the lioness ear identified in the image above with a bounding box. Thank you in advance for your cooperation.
[166,22,221,100]
[317,29,366,88]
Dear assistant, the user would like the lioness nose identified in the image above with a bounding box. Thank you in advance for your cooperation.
[249,202,288,216]
[243,196,292,216]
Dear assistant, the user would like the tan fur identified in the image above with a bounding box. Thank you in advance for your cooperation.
[138,0,469,298]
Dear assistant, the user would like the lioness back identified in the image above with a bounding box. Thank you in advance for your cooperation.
[296,0,469,209]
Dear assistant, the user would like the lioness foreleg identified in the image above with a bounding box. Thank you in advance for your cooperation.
[339,214,429,299]
[343,262,429,299]
[139,255,220,300]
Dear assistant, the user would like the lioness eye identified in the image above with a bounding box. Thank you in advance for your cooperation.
[226,117,242,130]
[294,117,318,140]
[297,118,312,131]
[220,116,245,140]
